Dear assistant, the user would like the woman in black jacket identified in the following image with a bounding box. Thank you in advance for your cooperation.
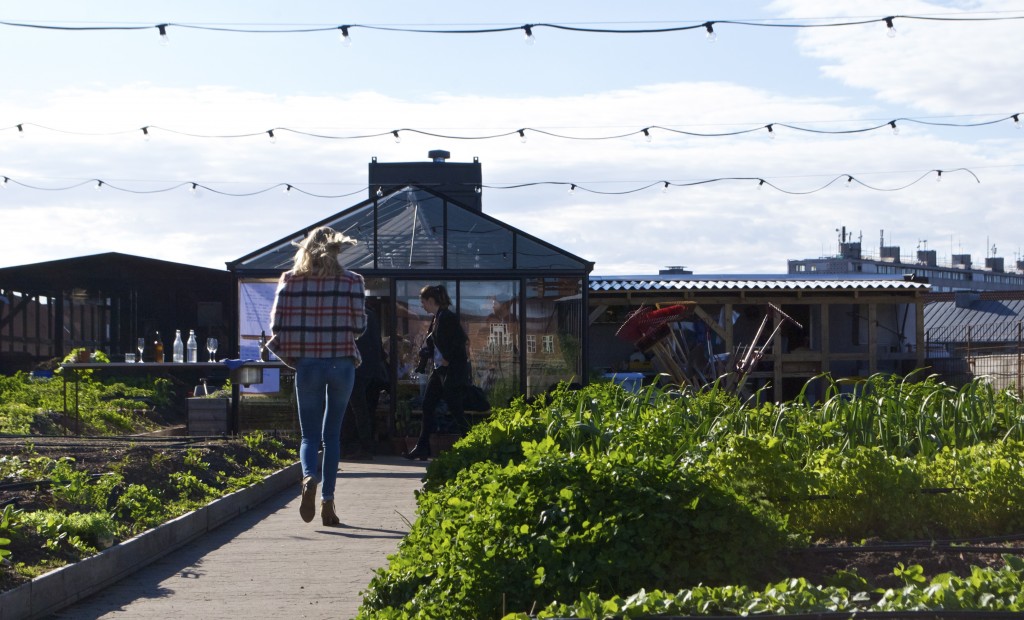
[404,284,470,460]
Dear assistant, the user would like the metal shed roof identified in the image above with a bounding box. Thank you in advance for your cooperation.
[925,291,1024,343]
[590,275,929,293]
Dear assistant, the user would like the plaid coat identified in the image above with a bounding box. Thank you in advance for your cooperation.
[267,270,366,368]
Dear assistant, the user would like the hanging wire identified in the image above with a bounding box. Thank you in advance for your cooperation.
[1,115,1020,141]
[1,13,1023,36]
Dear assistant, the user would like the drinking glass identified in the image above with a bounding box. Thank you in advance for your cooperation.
[136,338,145,363]
[207,337,219,362]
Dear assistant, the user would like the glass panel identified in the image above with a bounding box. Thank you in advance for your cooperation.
[330,203,376,271]
[461,281,520,408]
[376,190,444,270]
[516,235,587,270]
[525,277,583,397]
[446,207,514,269]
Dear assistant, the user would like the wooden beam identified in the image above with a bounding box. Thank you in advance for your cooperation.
[692,305,727,341]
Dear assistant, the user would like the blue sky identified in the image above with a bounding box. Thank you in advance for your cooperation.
[1,1,1022,274]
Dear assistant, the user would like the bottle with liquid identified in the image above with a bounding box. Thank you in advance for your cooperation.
[153,331,164,363]
[187,329,198,363]
[173,329,184,363]
[259,330,270,362]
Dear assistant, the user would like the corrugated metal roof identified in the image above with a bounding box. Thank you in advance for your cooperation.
[589,276,929,293]
[925,294,1024,343]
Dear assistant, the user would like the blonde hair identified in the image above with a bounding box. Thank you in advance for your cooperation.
[291,226,357,276]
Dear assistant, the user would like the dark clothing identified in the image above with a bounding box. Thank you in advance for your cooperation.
[414,307,470,452]
[344,308,387,456]
[423,307,469,386]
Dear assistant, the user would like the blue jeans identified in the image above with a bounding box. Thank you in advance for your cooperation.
[294,357,356,500]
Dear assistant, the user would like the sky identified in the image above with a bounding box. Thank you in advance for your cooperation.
[1,0,1022,276]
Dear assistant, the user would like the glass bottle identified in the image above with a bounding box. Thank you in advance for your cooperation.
[153,331,164,363]
[259,330,269,362]
[187,329,198,363]
[173,329,184,363]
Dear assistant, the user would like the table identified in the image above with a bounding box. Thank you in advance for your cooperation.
[58,361,290,434]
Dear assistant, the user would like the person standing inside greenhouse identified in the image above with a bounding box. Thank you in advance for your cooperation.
[267,226,365,526]
[404,284,470,460]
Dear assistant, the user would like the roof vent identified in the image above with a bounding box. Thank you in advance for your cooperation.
[428,149,451,163]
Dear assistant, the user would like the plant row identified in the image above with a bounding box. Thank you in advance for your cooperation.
[357,377,1024,619]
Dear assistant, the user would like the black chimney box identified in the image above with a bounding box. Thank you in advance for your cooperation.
[369,151,482,211]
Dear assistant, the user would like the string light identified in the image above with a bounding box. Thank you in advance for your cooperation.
[889,120,900,135]
[141,126,150,141]
[5,114,1020,142]
[283,183,292,194]
[661,181,669,194]
[936,170,942,183]
[1,13,1020,40]
[156,23,170,46]
[704,21,716,42]
[523,25,535,45]
[0,168,983,198]
[766,123,775,140]
[518,129,527,143]
[1,176,8,188]
[16,123,24,138]
[392,130,401,144]
[338,25,352,46]
[267,129,276,143]
[846,175,853,188]
[190,182,199,197]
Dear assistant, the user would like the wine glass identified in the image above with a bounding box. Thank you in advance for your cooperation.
[136,338,145,363]
[206,337,219,362]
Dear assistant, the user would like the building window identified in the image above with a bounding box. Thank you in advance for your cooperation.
[527,334,537,354]
[542,335,555,354]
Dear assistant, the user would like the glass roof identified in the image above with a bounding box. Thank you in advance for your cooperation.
[230,186,590,274]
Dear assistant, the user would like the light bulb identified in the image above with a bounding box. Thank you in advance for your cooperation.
[884,17,896,38]
[704,22,717,43]
[392,130,401,144]
[16,124,24,138]
[339,26,352,47]
[523,25,535,45]
[157,24,170,46]
[757,179,765,190]
[642,128,652,142]
[568,184,576,196]
[141,126,150,142]
[846,175,853,188]
[936,170,942,183]
[95,180,104,191]
[267,129,276,144]
[518,129,527,143]
[889,121,899,136]
[661,182,669,194]
[766,124,775,140]
[376,187,383,197]
[1013,114,1021,129]
[283,184,292,195]
[190,182,200,198]
[474,186,482,194]
[1,176,8,189]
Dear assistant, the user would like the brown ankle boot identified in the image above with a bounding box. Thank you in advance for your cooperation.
[299,476,317,523]
[321,500,340,526]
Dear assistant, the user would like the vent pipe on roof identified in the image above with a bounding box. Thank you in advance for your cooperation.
[428,149,450,163]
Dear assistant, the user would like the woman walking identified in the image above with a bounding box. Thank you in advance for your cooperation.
[268,226,365,525]
[404,284,470,460]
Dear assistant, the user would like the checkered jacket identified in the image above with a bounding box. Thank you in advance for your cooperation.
[267,270,366,367]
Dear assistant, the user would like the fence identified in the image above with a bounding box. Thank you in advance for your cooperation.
[926,321,1024,394]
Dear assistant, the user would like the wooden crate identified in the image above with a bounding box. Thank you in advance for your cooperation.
[187,397,229,435]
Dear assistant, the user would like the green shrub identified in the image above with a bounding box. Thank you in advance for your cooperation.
[360,437,791,619]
